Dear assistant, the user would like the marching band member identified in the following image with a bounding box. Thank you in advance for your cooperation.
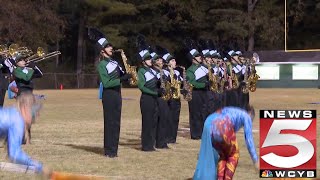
[151,49,170,149]
[210,49,225,112]
[162,50,184,144]
[0,56,9,107]
[12,54,43,144]
[214,51,229,107]
[186,40,209,140]
[237,51,250,110]
[137,46,163,151]
[239,52,259,110]
[224,49,240,107]
[13,54,43,96]
[199,39,216,116]
[89,28,131,158]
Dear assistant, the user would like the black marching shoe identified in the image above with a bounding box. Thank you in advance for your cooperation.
[105,154,118,158]
[142,147,156,152]
[155,144,169,149]
[167,139,176,144]
[191,136,201,140]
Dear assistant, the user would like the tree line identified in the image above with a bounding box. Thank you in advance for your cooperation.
[0,0,318,80]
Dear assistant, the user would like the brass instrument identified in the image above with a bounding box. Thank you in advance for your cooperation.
[203,61,218,92]
[179,66,192,101]
[169,67,181,99]
[219,62,230,93]
[0,44,32,58]
[1,44,57,65]
[228,62,239,89]
[248,59,260,92]
[0,45,7,55]
[241,53,260,92]
[242,59,250,94]
[11,44,33,58]
[160,68,172,101]
[25,47,45,62]
[26,48,61,65]
[116,49,138,86]
[216,64,224,94]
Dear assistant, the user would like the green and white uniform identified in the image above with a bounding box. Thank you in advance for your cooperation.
[13,66,43,96]
[138,66,160,151]
[97,57,124,157]
[186,63,208,139]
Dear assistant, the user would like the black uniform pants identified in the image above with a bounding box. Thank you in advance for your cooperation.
[102,88,122,156]
[156,98,169,148]
[167,99,181,143]
[207,91,225,115]
[0,89,6,107]
[188,90,208,139]
[225,89,239,107]
[140,93,158,151]
[206,91,216,116]
[238,84,250,110]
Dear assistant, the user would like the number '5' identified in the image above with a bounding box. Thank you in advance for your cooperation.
[261,120,314,168]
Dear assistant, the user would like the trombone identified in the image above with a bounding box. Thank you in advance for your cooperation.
[0,45,8,55]
[26,47,61,65]
[0,44,32,58]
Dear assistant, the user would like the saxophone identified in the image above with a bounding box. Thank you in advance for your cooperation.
[216,64,224,94]
[169,67,181,99]
[160,68,172,101]
[229,63,239,89]
[242,59,250,94]
[179,66,193,101]
[219,63,230,93]
[203,61,218,92]
[248,61,260,92]
[118,49,138,86]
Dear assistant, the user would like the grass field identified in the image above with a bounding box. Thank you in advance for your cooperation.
[0,88,319,180]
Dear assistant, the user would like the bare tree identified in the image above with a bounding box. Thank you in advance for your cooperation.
[247,0,259,51]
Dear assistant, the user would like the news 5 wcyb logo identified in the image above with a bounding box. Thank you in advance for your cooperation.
[260,110,317,178]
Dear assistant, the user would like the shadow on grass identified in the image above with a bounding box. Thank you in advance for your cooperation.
[119,137,141,151]
[56,138,142,154]
[57,143,105,156]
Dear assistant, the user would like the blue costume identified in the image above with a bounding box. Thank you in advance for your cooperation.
[99,82,103,99]
[193,107,258,180]
[8,81,17,99]
[0,107,43,173]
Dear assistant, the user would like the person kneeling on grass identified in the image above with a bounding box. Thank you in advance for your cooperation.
[0,92,51,178]
[193,103,258,180]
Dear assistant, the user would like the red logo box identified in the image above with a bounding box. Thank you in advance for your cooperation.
[260,110,316,172]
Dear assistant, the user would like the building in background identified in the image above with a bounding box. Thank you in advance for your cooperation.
[256,51,320,88]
